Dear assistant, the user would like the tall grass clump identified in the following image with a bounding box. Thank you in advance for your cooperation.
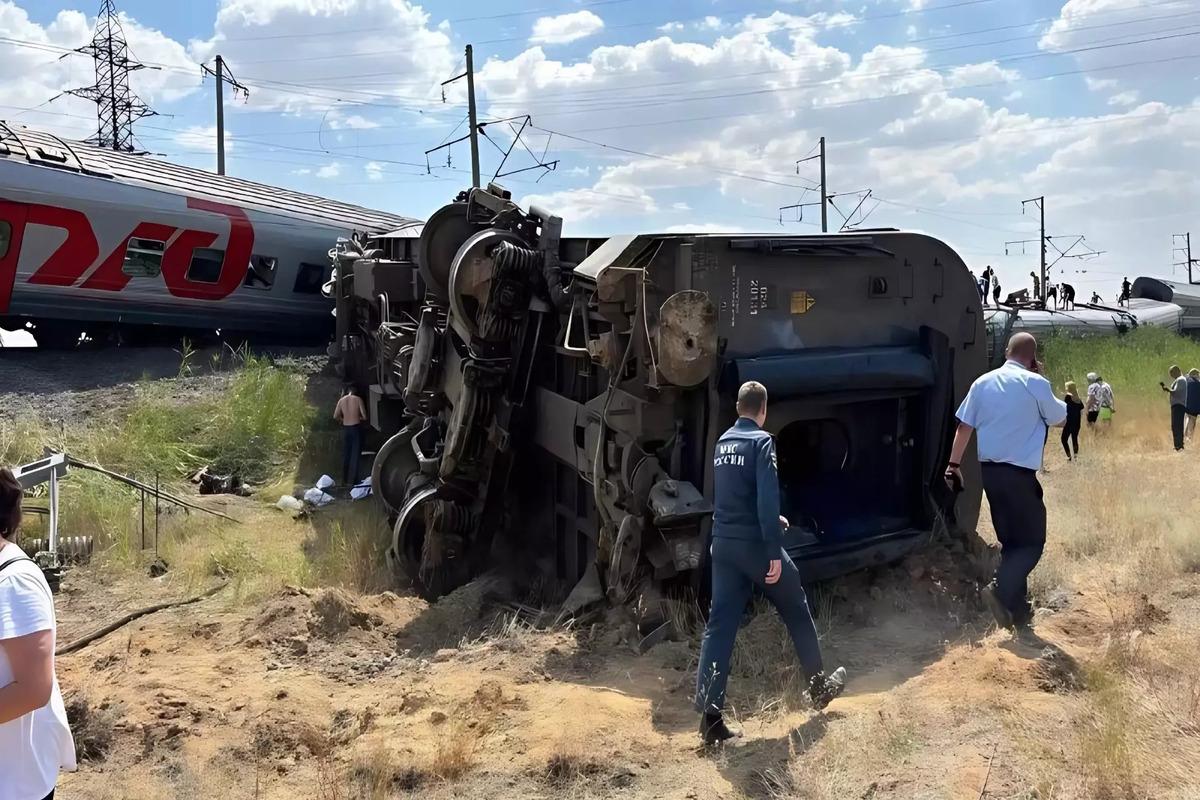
[81,355,314,484]
[1040,327,1200,404]
[205,355,314,481]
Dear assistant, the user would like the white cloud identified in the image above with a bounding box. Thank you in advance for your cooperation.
[189,0,458,116]
[945,62,1020,89]
[365,161,384,180]
[530,10,604,45]
[658,22,684,33]
[1085,76,1118,92]
[663,222,749,233]
[171,125,230,154]
[1042,0,1197,91]
[522,183,657,225]
[328,114,381,130]
[474,8,1198,293]
[291,167,312,175]
[1109,90,1140,107]
[316,161,342,178]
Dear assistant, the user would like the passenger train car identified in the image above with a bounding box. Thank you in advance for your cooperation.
[0,123,419,346]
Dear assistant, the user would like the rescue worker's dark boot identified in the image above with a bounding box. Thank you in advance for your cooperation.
[808,666,847,711]
[981,582,1014,630]
[699,713,739,745]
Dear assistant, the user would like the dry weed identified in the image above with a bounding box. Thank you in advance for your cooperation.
[543,742,606,787]
[349,745,426,799]
[430,720,479,781]
[63,691,118,762]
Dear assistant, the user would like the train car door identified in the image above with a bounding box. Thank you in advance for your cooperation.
[0,199,29,315]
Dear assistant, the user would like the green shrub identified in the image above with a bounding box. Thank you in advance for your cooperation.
[1041,327,1200,403]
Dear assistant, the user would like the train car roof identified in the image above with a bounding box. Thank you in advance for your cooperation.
[1132,276,1200,307]
[0,122,419,233]
[985,299,1183,336]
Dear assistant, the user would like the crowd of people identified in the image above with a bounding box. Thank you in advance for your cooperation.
[971,266,1084,310]
[969,268,1130,311]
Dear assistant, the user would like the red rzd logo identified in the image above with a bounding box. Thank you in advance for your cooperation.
[20,198,255,300]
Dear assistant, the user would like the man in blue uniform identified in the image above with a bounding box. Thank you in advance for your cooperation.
[695,381,846,745]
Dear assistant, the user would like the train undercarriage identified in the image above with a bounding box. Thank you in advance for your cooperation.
[333,184,986,612]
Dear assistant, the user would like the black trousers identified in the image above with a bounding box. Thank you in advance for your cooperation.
[1172,404,1186,451]
[342,424,363,485]
[1061,422,1080,457]
[981,462,1045,623]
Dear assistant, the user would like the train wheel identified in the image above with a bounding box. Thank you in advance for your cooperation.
[390,486,472,601]
[372,426,420,515]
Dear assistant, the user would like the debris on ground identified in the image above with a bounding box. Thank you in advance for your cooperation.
[190,466,252,497]
[1034,645,1087,693]
[302,475,336,507]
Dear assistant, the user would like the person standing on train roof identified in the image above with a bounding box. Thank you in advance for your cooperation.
[695,381,846,746]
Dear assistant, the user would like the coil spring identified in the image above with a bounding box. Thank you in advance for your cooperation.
[492,240,543,281]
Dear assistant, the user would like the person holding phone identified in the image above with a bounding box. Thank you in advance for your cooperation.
[944,333,1067,633]
[1161,365,1187,452]
[694,381,846,745]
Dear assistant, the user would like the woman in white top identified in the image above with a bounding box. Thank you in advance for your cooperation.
[0,467,76,800]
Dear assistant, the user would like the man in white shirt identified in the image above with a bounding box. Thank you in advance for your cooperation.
[944,333,1067,632]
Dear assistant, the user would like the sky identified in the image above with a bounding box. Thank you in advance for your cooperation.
[1,0,1199,306]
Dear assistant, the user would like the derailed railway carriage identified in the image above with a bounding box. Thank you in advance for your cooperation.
[334,184,986,608]
[0,123,416,346]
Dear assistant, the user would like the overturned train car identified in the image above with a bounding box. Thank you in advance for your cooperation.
[333,185,986,603]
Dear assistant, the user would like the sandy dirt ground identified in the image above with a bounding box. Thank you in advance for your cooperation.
[11,347,1198,799]
[50,525,1182,800]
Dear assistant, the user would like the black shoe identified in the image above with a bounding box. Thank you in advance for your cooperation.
[808,666,847,711]
[981,583,1014,630]
[699,713,739,745]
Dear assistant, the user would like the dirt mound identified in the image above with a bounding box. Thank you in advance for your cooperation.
[397,574,513,653]
[242,586,425,681]
[310,588,383,638]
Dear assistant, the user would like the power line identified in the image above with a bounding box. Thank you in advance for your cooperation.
[541,49,1200,137]
[496,29,1200,119]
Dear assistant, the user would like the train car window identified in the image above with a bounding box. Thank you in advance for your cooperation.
[243,255,277,290]
[186,248,225,283]
[294,262,329,295]
[121,238,166,277]
[0,221,10,258]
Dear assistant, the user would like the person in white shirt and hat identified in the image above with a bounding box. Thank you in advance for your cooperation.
[1085,372,1115,430]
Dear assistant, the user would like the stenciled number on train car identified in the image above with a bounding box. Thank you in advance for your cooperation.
[18,198,255,301]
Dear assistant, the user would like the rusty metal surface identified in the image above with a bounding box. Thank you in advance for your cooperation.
[656,289,717,387]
